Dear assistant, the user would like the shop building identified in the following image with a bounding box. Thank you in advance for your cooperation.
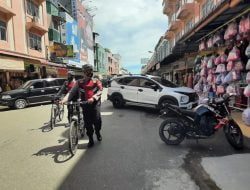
[0,0,49,91]
[144,0,250,109]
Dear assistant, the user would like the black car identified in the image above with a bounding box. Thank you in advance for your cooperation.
[0,78,66,109]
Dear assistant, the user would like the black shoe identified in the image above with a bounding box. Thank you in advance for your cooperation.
[96,132,102,141]
[87,140,94,148]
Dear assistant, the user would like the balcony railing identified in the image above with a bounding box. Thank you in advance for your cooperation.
[26,16,48,35]
[0,1,15,18]
[176,0,196,20]
[48,28,60,42]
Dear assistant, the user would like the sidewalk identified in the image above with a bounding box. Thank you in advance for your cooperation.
[232,111,250,138]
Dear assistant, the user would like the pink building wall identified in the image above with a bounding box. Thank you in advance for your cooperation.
[0,0,49,60]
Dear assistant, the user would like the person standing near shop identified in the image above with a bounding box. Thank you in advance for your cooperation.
[61,64,103,148]
[57,72,76,122]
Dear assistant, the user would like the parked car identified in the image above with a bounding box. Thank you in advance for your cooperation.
[0,78,66,109]
[107,75,198,110]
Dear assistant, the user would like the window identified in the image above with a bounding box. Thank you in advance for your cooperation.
[202,0,213,18]
[27,0,39,17]
[139,79,155,88]
[122,77,139,86]
[152,77,178,88]
[185,19,194,33]
[0,21,7,41]
[33,81,44,89]
[44,80,57,87]
[29,33,42,51]
[53,20,59,30]
[57,79,65,86]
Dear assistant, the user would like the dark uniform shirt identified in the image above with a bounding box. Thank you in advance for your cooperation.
[68,79,102,102]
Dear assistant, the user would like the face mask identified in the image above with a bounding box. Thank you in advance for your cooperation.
[68,76,73,81]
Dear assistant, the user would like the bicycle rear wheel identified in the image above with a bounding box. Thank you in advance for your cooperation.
[69,120,78,155]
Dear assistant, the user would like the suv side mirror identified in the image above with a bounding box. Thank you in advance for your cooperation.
[29,86,34,90]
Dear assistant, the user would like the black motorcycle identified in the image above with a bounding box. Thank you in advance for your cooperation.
[159,94,244,149]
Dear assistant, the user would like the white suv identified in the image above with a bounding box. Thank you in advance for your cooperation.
[107,75,198,110]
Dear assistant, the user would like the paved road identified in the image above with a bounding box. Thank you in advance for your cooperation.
[0,90,250,190]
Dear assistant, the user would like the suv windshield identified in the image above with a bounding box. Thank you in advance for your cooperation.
[152,77,178,88]
[19,81,33,89]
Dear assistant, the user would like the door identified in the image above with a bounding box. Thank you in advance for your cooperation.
[44,80,60,101]
[28,81,47,103]
[137,78,159,104]
[120,77,139,102]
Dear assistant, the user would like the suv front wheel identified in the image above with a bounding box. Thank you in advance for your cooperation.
[112,95,125,109]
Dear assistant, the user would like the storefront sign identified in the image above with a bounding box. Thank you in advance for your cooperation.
[57,68,68,77]
[0,56,24,71]
[49,43,74,57]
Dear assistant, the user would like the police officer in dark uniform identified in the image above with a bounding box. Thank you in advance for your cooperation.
[57,71,76,122]
[61,64,103,148]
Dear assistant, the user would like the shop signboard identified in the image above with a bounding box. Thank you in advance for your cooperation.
[49,43,74,57]
[76,0,94,66]
[62,11,81,68]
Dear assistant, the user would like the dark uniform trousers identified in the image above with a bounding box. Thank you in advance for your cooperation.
[82,100,102,137]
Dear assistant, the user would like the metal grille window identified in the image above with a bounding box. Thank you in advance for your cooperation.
[185,19,194,33]
[202,0,214,18]
[27,0,40,17]
[29,33,42,51]
[0,21,7,41]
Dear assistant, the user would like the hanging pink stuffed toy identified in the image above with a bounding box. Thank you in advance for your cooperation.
[217,85,225,94]
[246,71,250,83]
[245,44,250,58]
[246,59,250,70]
[234,61,244,71]
[227,46,240,62]
[244,85,250,97]
[215,64,226,73]
[224,22,238,40]
[207,74,214,85]
[214,56,221,65]
[227,61,234,71]
[239,16,246,34]
[242,108,250,126]
[226,85,236,94]
[220,54,227,63]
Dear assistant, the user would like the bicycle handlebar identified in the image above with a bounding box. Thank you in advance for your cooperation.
[66,100,88,105]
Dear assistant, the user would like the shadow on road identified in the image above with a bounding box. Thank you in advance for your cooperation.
[38,121,68,133]
[0,102,52,112]
[33,139,73,163]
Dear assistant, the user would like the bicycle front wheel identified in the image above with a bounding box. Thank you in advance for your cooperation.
[69,120,78,155]
[50,106,56,129]
[58,104,64,121]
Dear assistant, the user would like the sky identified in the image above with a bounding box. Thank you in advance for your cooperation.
[89,0,167,74]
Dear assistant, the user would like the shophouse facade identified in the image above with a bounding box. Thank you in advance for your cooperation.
[0,0,53,91]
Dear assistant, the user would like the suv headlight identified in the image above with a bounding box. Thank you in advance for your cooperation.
[180,96,189,103]
[2,95,11,99]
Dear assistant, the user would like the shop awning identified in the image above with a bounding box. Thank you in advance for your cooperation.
[0,56,24,71]
[161,1,250,66]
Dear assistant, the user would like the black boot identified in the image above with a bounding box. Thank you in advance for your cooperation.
[96,131,102,141]
[87,136,94,148]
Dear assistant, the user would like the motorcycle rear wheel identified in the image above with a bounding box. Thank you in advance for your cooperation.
[159,118,185,145]
[224,121,244,150]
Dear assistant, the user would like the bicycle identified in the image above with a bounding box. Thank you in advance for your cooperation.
[49,95,64,130]
[67,100,87,155]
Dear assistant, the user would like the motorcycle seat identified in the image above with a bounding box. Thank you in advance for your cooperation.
[179,109,196,118]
